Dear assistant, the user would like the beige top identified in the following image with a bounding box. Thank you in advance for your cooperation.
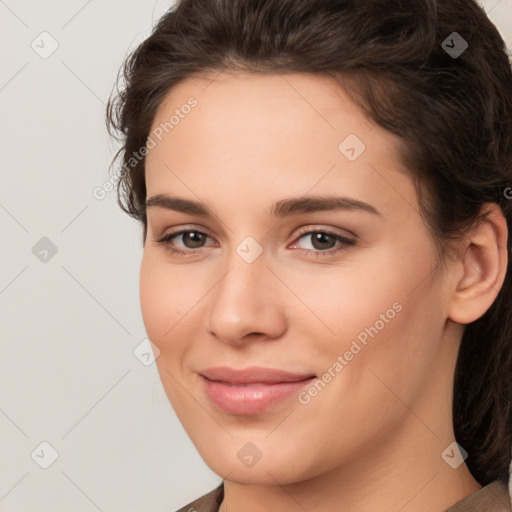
[175,480,511,512]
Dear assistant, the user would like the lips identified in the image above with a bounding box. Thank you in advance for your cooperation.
[199,366,316,415]
[200,366,315,384]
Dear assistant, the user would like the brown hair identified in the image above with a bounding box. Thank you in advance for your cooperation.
[106,0,512,485]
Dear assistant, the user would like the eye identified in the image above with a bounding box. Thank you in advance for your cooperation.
[153,229,215,256]
[290,229,356,257]
[173,231,209,249]
[153,227,356,258]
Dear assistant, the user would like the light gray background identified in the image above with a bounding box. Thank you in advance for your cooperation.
[1,1,511,511]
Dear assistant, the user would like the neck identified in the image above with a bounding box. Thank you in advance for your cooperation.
[219,427,481,512]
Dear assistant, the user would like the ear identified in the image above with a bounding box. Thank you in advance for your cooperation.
[447,203,508,325]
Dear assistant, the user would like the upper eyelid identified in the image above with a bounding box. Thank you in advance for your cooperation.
[294,225,355,239]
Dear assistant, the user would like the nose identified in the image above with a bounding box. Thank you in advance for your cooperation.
[204,249,287,346]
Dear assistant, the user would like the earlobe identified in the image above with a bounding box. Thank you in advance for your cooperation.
[448,203,508,325]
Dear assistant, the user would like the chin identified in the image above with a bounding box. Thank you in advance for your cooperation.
[199,448,317,486]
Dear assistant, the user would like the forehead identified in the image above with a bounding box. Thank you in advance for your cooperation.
[145,71,416,219]
[149,71,371,142]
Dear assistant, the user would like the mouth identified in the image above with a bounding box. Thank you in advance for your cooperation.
[199,366,316,415]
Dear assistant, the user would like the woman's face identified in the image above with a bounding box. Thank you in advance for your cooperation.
[140,72,460,484]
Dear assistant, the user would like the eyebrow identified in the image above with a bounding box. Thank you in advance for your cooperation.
[145,194,382,218]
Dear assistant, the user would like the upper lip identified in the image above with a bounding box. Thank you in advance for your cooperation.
[200,366,316,385]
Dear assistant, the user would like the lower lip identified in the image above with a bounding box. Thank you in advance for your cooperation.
[200,375,316,415]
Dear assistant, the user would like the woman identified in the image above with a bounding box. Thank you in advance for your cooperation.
[106,0,512,510]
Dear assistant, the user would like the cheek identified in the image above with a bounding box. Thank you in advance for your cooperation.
[324,279,443,414]
[295,287,438,446]
[140,254,167,342]
[290,248,440,382]
[139,251,199,351]
[275,254,406,344]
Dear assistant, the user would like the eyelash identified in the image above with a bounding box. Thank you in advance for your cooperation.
[153,227,356,258]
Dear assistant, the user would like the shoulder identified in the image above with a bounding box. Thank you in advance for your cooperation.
[174,482,224,512]
[172,480,511,511]
[444,480,511,511]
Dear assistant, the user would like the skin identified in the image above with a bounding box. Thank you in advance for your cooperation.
[140,71,508,512]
